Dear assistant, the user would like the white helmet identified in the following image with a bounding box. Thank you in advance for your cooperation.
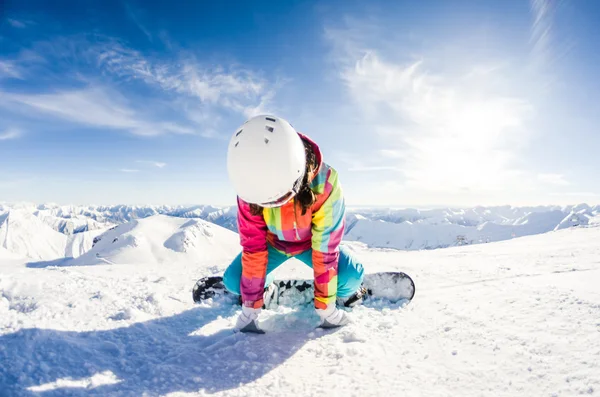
[227,115,306,207]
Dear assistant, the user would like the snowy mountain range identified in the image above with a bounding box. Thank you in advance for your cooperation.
[0,202,598,262]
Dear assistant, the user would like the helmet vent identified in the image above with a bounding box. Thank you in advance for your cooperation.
[234,141,240,147]
[265,126,274,133]
[264,137,270,144]
[266,117,276,122]
[235,129,243,137]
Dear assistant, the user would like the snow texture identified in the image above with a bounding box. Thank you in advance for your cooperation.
[1,214,599,396]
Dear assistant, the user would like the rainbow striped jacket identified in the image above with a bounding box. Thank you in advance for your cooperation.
[236,134,346,310]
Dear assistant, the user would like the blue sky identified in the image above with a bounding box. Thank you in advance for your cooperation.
[1,0,599,207]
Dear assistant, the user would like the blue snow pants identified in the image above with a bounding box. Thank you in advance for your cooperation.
[223,244,365,298]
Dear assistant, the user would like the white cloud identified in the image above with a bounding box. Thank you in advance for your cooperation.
[0,61,22,79]
[335,49,533,194]
[380,149,405,159]
[349,165,402,172]
[0,128,22,140]
[3,87,195,136]
[529,0,553,66]
[7,19,28,28]
[124,3,153,42]
[551,191,600,197]
[136,160,166,168]
[320,16,596,207]
[120,169,139,173]
[335,150,403,173]
[528,0,573,89]
[95,43,275,117]
[0,36,278,138]
[538,173,569,186]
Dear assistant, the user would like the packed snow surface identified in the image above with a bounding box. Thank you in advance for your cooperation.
[1,219,599,396]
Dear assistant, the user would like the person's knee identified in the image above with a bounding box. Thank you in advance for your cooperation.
[337,246,365,296]
[343,269,364,293]
[341,247,364,275]
[222,264,241,295]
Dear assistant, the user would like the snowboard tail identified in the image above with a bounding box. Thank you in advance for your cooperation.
[193,272,415,309]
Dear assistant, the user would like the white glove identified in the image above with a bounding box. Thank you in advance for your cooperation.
[316,304,350,328]
[235,306,264,334]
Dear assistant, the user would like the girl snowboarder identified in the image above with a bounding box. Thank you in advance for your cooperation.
[224,114,366,333]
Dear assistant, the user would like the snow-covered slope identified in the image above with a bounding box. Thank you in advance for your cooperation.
[72,215,240,266]
[1,222,599,396]
[0,210,108,261]
[35,212,115,234]
[0,210,68,261]
[554,203,599,231]
[346,218,472,250]
[64,228,108,259]
[346,205,600,249]
[0,246,24,265]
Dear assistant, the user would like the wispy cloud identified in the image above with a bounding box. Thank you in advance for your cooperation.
[538,173,569,186]
[379,149,405,159]
[3,87,196,136]
[551,191,600,198]
[120,168,139,173]
[349,165,403,172]
[529,0,553,65]
[136,160,166,168]
[0,61,22,79]
[528,0,573,86]
[95,42,275,116]
[0,179,31,189]
[6,19,30,28]
[330,46,533,193]
[0,35,278,137]
[335,150,403,173]
[124,3,153,42]
[0,128,22,141]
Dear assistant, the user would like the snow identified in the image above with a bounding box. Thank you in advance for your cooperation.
[72,215,240,266]
[0,246,24,263]
[0,210,68,260]
[35,212,114,235]
[0,210,108,261]
[2,202,599,252]
[1,216,599,396]
[346,205,600,250]
[64,228,107,259]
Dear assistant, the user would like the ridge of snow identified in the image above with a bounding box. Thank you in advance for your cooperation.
[72,215,240,266]
[35,212,115,235]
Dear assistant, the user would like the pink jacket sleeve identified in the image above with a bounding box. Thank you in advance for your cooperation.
[236,197,269,308]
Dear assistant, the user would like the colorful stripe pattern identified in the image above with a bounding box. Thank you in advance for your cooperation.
[236,134,346,309]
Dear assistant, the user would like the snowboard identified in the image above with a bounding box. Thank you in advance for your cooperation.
[192,272,415,309]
